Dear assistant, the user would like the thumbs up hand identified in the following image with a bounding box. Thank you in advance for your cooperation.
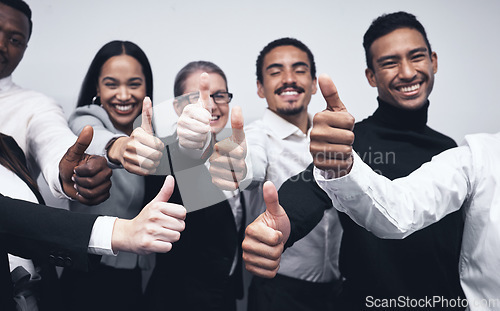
[242,181,290,278]
[209,106,247,191]
[310,74,355,177]
[111,175,186,254]
[177,72,213,150]
[107,96,165,176]
[59,125,112,205]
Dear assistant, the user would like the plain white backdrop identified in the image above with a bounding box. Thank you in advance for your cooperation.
[15,0,500,145]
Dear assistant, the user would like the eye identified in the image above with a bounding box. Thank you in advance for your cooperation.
[381,61,397,68]
[9,36,25,48]
[213,93,225,99]
[104,83,118,89]
[129,82,142,89]
[411,54,426,61]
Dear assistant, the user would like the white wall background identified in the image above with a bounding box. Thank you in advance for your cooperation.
[15,0,500,145]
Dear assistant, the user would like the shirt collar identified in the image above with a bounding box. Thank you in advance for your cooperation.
[0,76,14,92]
[262,108,310,139]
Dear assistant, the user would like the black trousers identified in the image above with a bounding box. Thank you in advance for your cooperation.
[60,264,143,311]
[248,274,342,311]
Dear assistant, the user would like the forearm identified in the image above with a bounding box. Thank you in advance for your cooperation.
[314,149,471,238]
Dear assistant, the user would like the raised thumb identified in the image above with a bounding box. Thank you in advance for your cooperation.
[318,73,347,112]
[141,96,154,135]
[230,106,245,144]
[65,125,93,163]
[152,175,175,204]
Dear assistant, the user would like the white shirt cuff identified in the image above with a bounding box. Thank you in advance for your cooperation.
[88,216,118,256]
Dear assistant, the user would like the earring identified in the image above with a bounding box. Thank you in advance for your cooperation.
[92,96,100,105]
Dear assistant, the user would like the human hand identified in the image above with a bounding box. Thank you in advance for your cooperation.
[309,74,355,177]
[242,181,290,278]
[107,97,165,175]
[209,106,247,191]
[111,175,186,255]
[176,72,212,149]
[59,126,112,205]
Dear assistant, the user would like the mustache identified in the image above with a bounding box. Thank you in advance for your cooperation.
[274,84,305,95]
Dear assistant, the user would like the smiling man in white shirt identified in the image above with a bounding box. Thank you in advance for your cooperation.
[244,37,342,311]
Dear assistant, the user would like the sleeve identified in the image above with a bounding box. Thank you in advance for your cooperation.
[25,96,77,199]
[244,124,268,190]
[313,147,472,239]
[279,164,334,248]
[0,194,99,271]
[68,106,125,157]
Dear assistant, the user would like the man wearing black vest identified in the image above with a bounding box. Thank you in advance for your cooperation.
[243,11,465,310]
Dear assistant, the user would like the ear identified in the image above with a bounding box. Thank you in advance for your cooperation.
[365,68,377,87]
[257,80,265,98]
[431,51,438,74]
[311,77,318,95]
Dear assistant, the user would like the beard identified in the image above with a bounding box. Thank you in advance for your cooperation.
[276,105,304,116]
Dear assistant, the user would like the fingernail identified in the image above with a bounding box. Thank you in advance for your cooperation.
[74,184,78,190]
[71,176,75,182]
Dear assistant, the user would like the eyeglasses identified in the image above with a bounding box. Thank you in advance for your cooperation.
[177,91,233,106]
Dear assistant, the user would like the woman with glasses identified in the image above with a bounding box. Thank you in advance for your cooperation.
[60,40,155,311]
[145,61,245,311]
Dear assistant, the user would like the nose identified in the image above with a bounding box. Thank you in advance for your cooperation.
[399,59,417,81]
[282,68,296,84]
[116,86,131,101]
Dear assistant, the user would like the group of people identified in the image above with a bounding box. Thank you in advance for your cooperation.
[1,1,497,311]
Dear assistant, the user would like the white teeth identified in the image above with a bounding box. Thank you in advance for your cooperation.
[115,104,133,112]
[211,116,219,121]
[400,84,420,93]
[281,91,299,96]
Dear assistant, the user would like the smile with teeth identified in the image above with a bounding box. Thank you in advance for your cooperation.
[211,115,220,121]
[398,84,420,93]
[280,90,299,96]
[113,103,135,112]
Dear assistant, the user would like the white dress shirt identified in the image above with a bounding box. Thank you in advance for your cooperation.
[0,76,76,199]
[245,109,342,282]
[315,133,500,310]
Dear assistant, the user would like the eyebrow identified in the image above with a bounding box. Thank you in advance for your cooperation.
[101,77,144,82]
[376,47,428,64]
[265,61,310,71]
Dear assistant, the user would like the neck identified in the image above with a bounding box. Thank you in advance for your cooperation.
[276,110,310,134]
[372,97,429,130]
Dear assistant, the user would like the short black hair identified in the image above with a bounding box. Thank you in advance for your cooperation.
[256,37,316,84]
[0,0,32,38]
[363,11,432,70]
[77,40,153,108]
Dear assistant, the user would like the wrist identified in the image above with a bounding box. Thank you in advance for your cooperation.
[111,218,129,253]
[106,137,126,166]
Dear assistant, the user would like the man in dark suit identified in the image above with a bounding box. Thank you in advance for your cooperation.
[0,174,186,311]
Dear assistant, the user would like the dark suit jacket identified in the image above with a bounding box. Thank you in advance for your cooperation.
[144,143,244,311]
[0,194,99,310]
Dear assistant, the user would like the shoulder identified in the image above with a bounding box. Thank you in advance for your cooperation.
[68,105,113,128]
[7,85,56,105]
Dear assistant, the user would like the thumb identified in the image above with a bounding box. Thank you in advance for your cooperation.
[263,181,284,219]
[141,96,154,135]
[318,73,347,112]
[151,175,175,203]
[198,72,212,112]
[230,106,245,144]
[65,125,93,163]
